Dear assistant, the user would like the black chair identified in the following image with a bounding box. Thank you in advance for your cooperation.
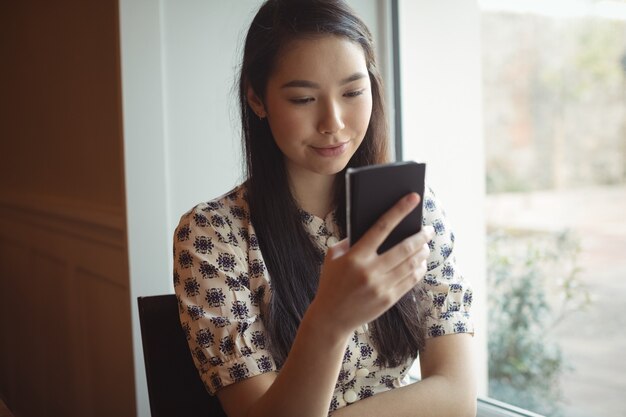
[138,294,227,417]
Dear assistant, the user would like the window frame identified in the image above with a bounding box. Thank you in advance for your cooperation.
[477,398,547,417]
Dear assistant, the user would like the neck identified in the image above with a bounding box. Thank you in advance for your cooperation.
[287,167,336,219]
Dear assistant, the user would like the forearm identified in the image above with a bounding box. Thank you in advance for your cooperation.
[330,374,476,417]
[247,302,350,417]
[331,333,477,417]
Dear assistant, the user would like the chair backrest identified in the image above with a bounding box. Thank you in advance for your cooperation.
[137,294,227,417]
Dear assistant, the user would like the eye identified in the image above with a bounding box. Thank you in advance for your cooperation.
[344,89,366,98]
[290,97,315,105]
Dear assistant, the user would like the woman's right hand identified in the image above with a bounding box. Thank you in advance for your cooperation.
[308,193,435,339]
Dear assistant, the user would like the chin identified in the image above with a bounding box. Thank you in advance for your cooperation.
[313,159,351,176]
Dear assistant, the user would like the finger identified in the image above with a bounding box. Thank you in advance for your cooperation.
[383,242,431,281]
[423,225,435,241]
[393,258,428,296]
[378,225,434,271]
[327,238,349,259]
[354,193,421,254]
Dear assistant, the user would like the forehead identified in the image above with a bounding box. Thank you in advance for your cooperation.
[269,35,369,83]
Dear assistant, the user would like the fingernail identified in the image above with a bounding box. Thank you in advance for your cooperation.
[424,225,435,238]
[406,193,419,204]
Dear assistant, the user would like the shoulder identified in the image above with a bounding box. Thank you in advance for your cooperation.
[417,185,474,337]
[176,184,250,232]
[422,186,444,220]
[421,185,456,276]
[422,186,451,233]
[173,184,255,264]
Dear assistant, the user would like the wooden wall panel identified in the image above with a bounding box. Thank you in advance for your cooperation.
[0,198,134,417]
[77,269,135,417]
[0,0,125,208]
[0,238,27,411]
[0,0,133,414]
[11,251,72,417]
[33,251,74,417]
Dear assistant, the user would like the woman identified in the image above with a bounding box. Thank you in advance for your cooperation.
[173,1,476,416]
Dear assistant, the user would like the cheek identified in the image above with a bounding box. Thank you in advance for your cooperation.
[265,101,308,141]
[268,115,307,149]
[351,97,373,137]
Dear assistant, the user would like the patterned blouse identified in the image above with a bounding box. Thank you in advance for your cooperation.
[173,183,473,412]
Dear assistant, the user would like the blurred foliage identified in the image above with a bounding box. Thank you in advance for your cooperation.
[487,229,591,416]
[483,13,626,193]
[574,20,626,93]
[486,161,533,194]
[540,19,625,101]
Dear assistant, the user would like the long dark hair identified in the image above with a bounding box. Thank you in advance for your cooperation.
[238,0,424,367]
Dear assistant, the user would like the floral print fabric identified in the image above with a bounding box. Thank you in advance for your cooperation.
[173,184,473,411]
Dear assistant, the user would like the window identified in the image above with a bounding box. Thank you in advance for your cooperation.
[400,1,626,416]
[481,1,626,416]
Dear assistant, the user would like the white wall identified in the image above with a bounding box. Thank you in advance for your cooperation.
[120,1,387,415]
[163,0,264,233]
[399,0,488,395]
[119,2,171,415]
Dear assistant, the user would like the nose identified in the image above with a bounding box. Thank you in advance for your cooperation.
[318,99,345,135]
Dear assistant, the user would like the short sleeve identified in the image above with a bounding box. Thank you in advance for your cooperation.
[173,200,277,395]
[417,187,474,338]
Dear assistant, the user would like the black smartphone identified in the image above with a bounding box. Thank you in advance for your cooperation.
[346,161,426,254]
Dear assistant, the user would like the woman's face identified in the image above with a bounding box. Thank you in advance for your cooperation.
[252,35,373,181]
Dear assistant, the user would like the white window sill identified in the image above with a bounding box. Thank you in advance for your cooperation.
[478,397,546,417]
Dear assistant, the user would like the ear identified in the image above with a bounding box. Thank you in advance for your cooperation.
[247,86,267,119]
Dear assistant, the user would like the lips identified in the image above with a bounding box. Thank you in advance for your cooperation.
[311,142,349,157]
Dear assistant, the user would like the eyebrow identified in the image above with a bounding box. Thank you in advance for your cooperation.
[280,72,368,89]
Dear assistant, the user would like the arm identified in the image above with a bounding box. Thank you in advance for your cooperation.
[216,193,434,417]
[330,333,477,417]
[330,186,477,417]
[217,300,350,417]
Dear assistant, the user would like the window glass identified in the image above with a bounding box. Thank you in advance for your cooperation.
[480,1,626,416]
